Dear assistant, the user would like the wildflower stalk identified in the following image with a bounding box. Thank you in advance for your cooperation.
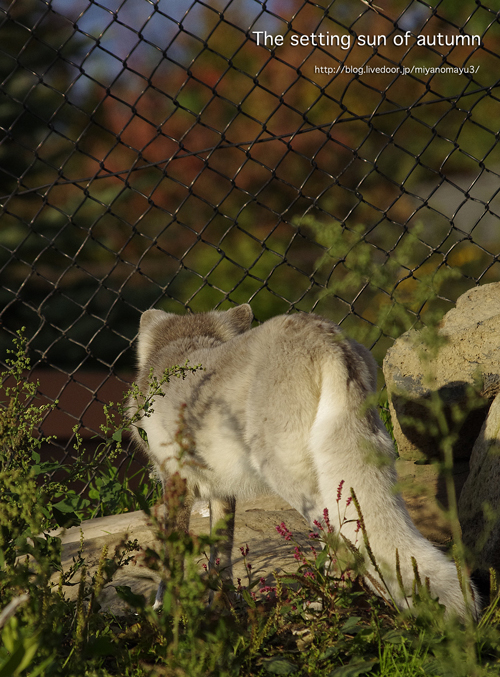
[74,565,87,652]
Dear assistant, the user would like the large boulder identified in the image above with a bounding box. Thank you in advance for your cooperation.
[383,282,500,462]
[458,392,500,573]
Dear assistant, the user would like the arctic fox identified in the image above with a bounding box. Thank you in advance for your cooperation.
[129,304,478,617]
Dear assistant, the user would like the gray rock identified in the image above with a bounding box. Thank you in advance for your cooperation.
[458,392,500,573]
[395,457,469,546]
[383,282,500,461]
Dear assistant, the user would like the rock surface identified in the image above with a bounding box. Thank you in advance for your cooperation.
[383,282,500,462]
[458,392,500,573]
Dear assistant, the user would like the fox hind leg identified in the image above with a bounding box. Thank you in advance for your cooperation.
[208,496,236,604]
[153,483,195,610]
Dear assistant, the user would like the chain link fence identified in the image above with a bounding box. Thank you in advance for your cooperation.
[1,0,499,477]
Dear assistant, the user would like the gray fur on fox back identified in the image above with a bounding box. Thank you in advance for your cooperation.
[130,304,478,618]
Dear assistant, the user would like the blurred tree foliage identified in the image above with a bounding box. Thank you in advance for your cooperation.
[1,0,500,370]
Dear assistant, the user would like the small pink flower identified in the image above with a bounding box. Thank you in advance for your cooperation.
[346,496,352,508]
[260,585,276,594]
[240,544,249,556]
[313,519,323,531]
[323,507,331,529]
[293,546,302,561]
[276,522,292,541]
[304,571,315,579]
[336,480,345,502]
[202,563,207,571]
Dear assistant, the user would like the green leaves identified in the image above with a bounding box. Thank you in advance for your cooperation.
[340,616,363,635]
[137,427,148,444]
[51,500,81,529]
[328,658,378,676]
[261,656,299,674]
[0,616,51,677]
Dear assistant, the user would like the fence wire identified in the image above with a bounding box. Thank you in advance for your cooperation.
[1,0,499,476]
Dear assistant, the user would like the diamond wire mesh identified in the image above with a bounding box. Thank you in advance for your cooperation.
[0,0,499,482]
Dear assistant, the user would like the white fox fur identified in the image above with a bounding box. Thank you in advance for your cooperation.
[130,304,478,617]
